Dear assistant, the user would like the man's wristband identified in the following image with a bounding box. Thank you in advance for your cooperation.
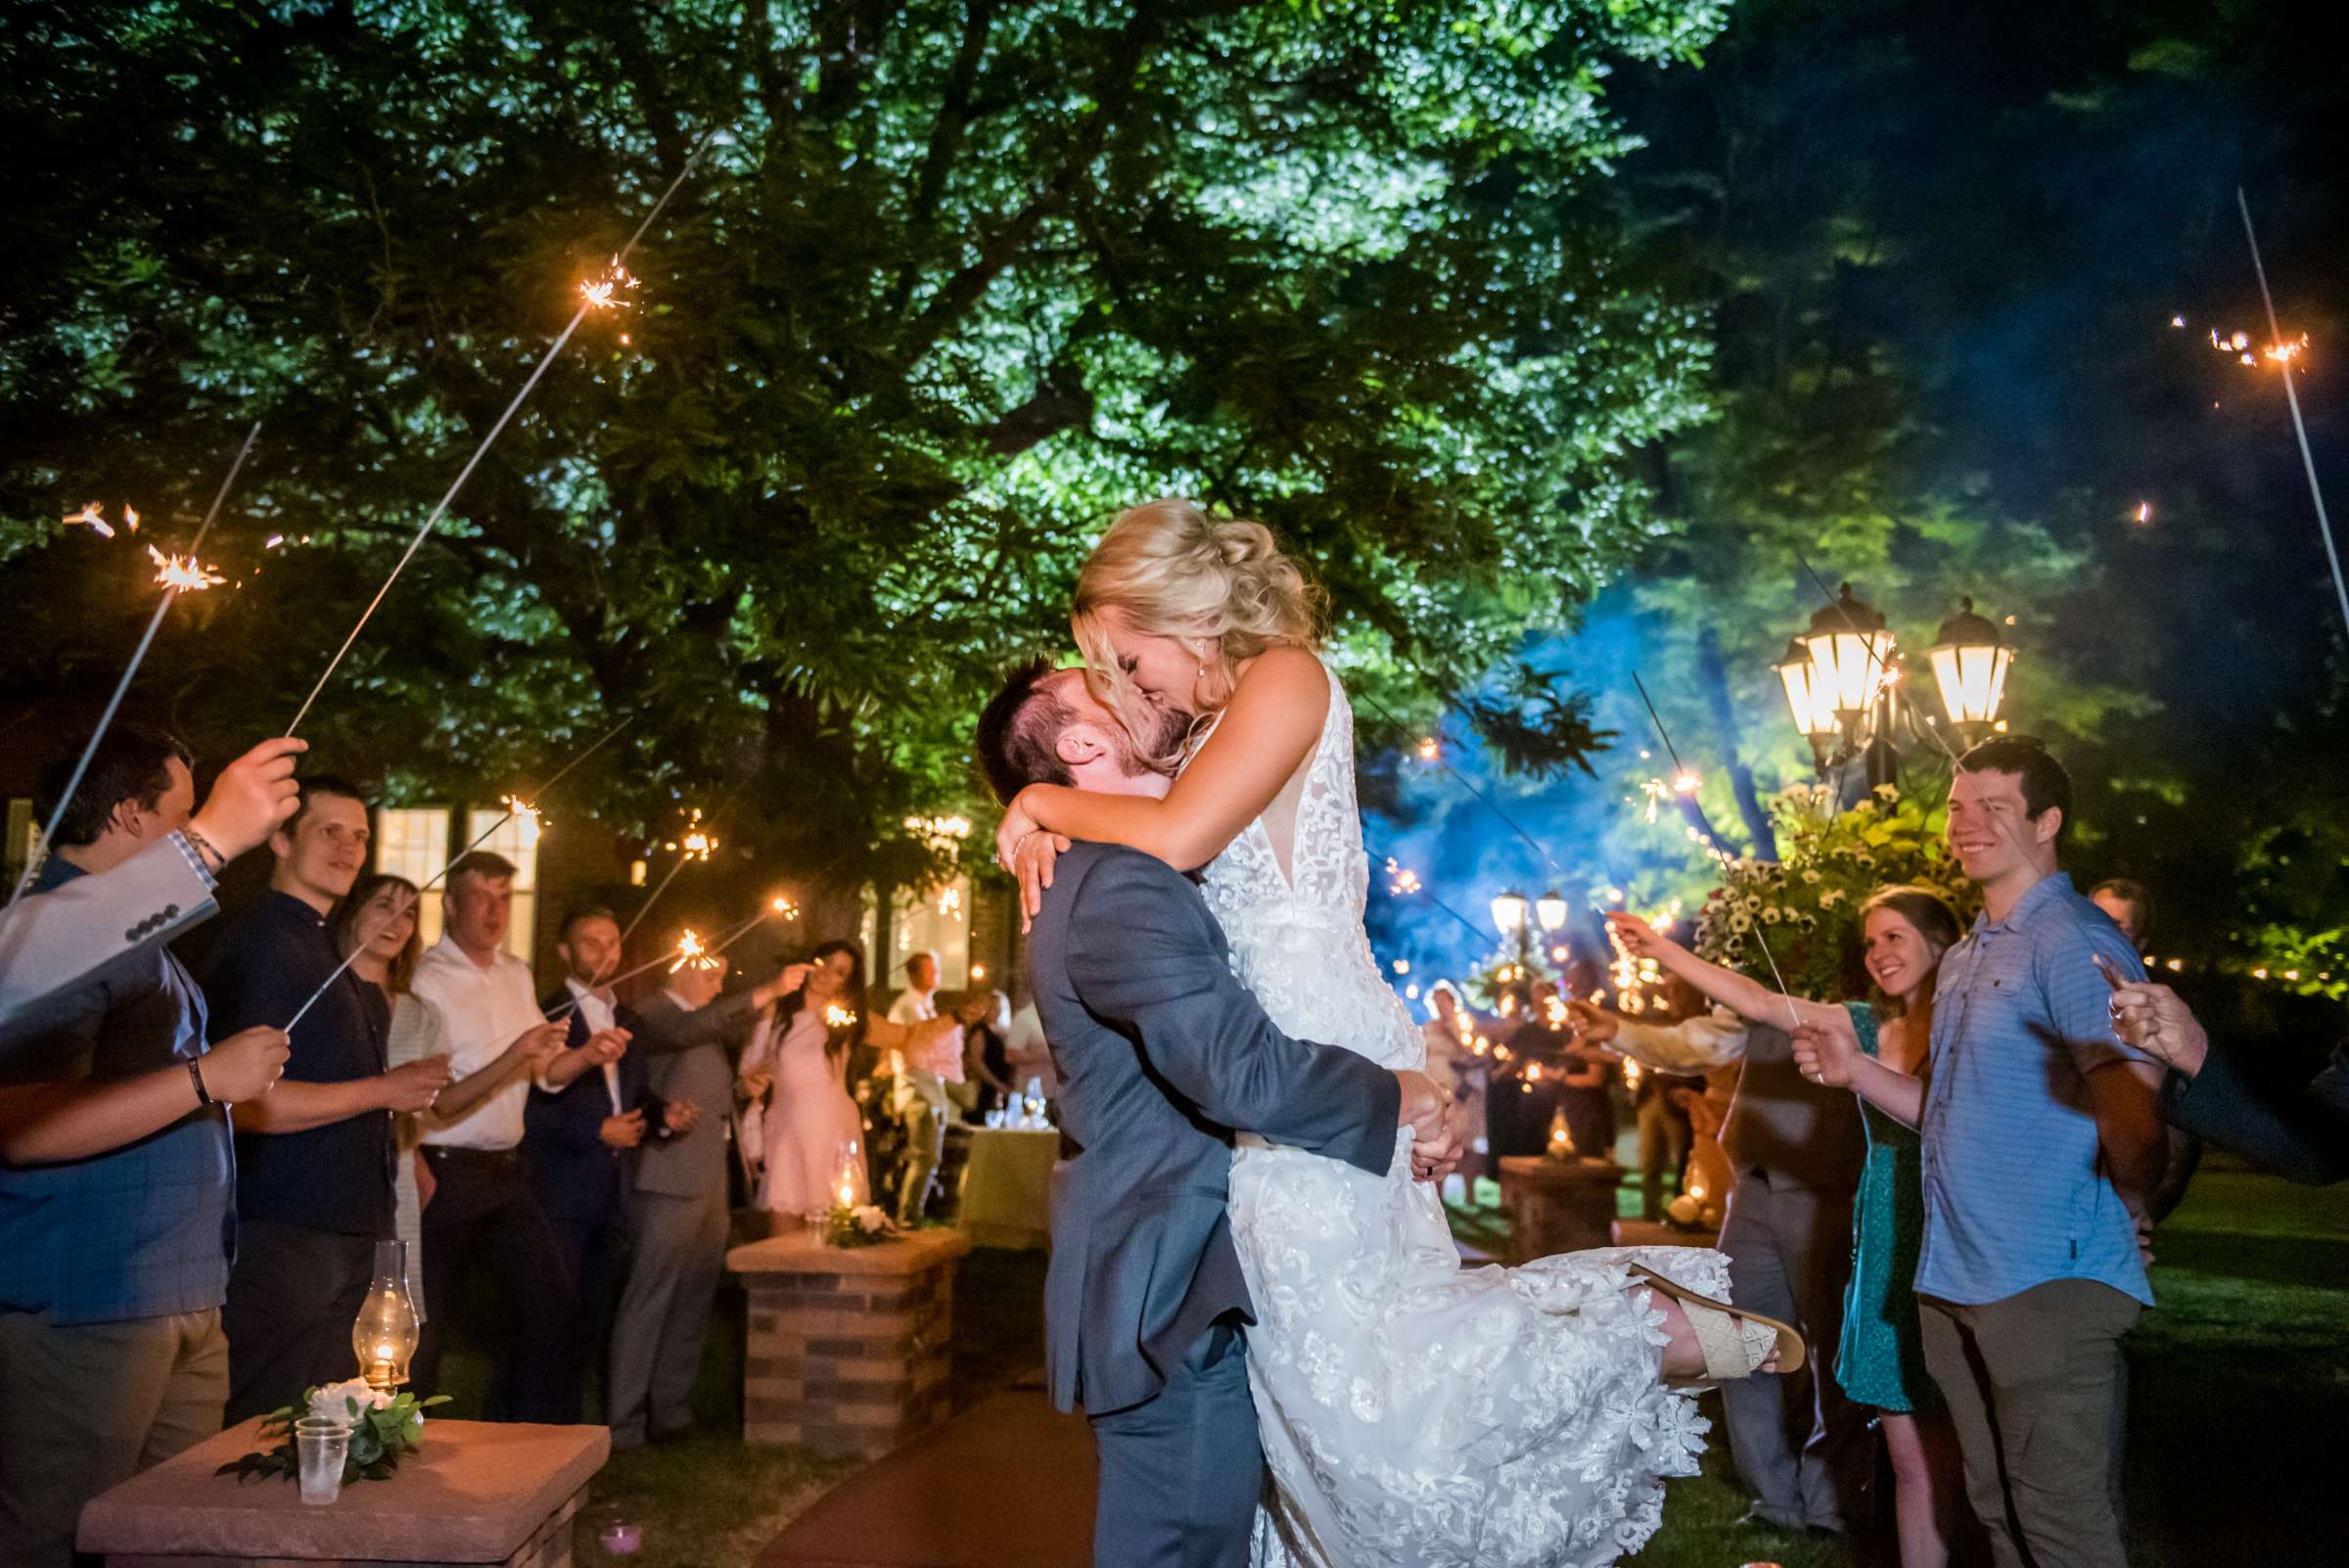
[189,1058,217,1108]
[180,824,225,873]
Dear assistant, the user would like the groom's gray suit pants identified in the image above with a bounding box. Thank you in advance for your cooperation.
[1088,1319,1260,1568]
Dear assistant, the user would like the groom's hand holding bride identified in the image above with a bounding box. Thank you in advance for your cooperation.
[1396,1070,1465,1181]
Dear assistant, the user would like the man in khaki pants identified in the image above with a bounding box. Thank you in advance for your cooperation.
[0,727,290,1565]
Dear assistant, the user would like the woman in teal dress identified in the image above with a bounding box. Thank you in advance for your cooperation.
[1605,888,1967,1568]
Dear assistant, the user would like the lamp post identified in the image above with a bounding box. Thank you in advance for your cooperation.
[1923,597,2013,749]
[1491,888,1529,975]
[1774,585,2013,800]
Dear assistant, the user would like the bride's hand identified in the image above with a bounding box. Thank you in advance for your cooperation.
[993,795,1041,872]
[1004,817,1071,930]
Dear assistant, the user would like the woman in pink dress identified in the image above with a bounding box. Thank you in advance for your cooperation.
[740,941,959,1223]
[740,941,870,1221]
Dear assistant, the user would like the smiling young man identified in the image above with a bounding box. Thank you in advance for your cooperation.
[1913,736,2164,1568]
[205,775,451,1422]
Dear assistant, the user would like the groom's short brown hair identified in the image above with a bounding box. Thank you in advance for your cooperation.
[976,658,1078,806]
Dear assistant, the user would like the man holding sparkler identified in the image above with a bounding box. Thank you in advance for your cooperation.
[0,735,306,1044]
[407,852,580,1422]
[610,943,800,1448]
[206,776,454,1423]
[0,728,294,1568]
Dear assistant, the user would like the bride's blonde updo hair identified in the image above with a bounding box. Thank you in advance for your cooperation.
[1072,498,1324,762]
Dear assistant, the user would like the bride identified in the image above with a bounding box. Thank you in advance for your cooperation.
[994,500,1798,1568]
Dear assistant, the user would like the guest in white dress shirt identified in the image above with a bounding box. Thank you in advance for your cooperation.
[885,950,951,1223]
[404,851,611,1421]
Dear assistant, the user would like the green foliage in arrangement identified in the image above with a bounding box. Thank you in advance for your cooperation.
[217,1384,452,1486]
[1691,783,1976,1003]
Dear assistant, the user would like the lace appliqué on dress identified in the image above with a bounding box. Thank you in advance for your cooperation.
[1198,660,1731,1568]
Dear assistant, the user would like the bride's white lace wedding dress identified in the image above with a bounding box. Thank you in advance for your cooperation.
[1197,659,1730,1568]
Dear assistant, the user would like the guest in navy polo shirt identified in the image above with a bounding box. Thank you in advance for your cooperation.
[0,728,290,1568]
[205,776,453,1422]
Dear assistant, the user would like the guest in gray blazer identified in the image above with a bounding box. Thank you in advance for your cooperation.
[0,737,304,1047]
[605,945,797,1448]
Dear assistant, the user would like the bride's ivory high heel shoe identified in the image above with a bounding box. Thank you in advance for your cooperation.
[1627,1264,1808,1386]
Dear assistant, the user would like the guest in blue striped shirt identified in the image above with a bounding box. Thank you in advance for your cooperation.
[1795,737,2164,1568]
[0,727,291,1568]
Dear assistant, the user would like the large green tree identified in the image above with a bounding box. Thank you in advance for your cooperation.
[0,0,1724,889]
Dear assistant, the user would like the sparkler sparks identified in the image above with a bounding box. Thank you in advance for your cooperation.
[1416,737,1440,761]
[64,502,115,538]
[667,808,718,861]
[147,546,224,592]
[1384,857,1423,897]
[824,1003,858,1030]
[579,255,640,312]
[668,928,710,973]
[2135,502,2152,524]
[2211,326,2309,368]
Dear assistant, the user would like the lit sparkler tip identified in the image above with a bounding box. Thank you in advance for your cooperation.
[64,502,115,538]
[1671,769,1702,795]
[122,505,139,533]
[771,897,799,918]
[668,928,713,973]
[2170,314,2186,328]
[147,545,224,592]
[1415,737,1439,761]
[579,254,641,312]
[264,534,286,550]
[2135,501,2152,524]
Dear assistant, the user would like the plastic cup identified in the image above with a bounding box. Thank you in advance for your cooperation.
[294,1416,350,1504]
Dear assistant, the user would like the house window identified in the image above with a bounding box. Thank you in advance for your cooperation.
[373,808,451,947]
[889,876,972,991]
[464,808,540,963]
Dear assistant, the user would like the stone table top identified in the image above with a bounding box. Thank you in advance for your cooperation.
[729,1223,973,1278]
[77,1417,608,1563]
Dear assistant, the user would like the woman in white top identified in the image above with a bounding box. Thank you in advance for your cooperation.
[337,874,565,1309]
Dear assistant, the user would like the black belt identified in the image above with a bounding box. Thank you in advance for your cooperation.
[422,1145,523,1168]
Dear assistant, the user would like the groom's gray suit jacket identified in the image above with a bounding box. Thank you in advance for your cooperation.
[1027,842,1402,1418]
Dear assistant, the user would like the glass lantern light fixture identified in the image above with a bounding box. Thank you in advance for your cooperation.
[1773,635,1843,747]
[1924,596,2013,737]
[1489,889,1529,936]
[352,1239,421,1393]
[1801,582,1897,719]
[1534,890,1569,934]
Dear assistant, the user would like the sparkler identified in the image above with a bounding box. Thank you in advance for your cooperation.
[1378,853,1493,944]
[2236,188,2349,641]
[280,715,633,1030]
[64,502,115,537]
[284,132,727,736]
[147,546,224,592]
[6,423,263,910]
[578,255,639,313]
[668,928,710,973]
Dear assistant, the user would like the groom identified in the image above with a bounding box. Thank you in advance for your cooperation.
[976,660,1458,1568]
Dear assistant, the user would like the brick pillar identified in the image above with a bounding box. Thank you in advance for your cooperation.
[728,1226,971,1456]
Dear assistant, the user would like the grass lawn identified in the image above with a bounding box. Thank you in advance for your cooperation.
[430,1156,2344,1566]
